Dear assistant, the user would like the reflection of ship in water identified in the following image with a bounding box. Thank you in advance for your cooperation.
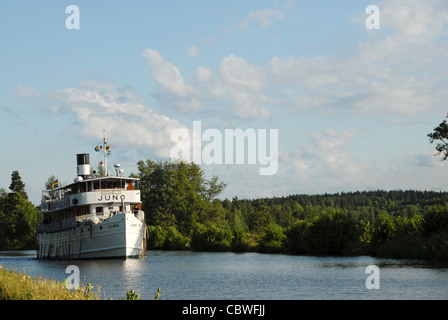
[36,132,147,259]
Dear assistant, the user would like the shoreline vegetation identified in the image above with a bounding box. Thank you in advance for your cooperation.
[137,160,448,262]
[0,265,160,300]
[0,265,104,300]
[146,199,448,261]
[1,162,448,262]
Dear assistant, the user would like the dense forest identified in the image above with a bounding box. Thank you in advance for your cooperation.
[135,160,448,261]
[1,163,448,261]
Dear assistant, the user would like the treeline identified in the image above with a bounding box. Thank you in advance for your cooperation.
[0,171,37,249]
[138,160,448,261]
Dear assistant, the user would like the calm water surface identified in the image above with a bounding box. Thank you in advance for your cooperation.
[1,250,447,300]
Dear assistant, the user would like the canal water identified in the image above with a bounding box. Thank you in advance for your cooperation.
[0,250,447,300]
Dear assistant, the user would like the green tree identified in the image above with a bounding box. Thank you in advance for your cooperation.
[9,170,27,200]
[247,200,274,232]
[371,212,396,249]
[190,223,233,251]
[135,159,226,234]
[306,210,359,255]
[231,228,249,252]
[0,189,11,248]
[428,113,448,160]
[284,220,311,254]
[259,223,286,253]
[0,172,37,249]
[421,205,448,236]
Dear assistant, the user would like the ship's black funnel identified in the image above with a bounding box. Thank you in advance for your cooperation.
[76,153,90,179]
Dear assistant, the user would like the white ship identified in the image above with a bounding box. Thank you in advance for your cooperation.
[36,133,147,259]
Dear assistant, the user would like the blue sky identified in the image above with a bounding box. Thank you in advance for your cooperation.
[1,0,448,205]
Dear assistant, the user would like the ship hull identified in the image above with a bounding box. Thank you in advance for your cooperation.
[37,213,146,259]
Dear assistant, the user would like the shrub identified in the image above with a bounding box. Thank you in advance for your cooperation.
[371,212,396,249]
[147,225,166,249]
[190,224,233,251]
[258,224,286,253]
[421,205,448,236]
[284,220,311,254]
[306,212,360,255]
[231,228,249,252]
[163,226,189,250]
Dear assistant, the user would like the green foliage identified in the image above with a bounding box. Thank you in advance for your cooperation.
[122,289,141,300]
[0,267,102,300]
[9,171,27,200]
[137,165,448,260]
[428,113,448,161]
[190,223,233,251]
[135,160,226,234]
[147,225,166,249]
[306,210,360,255]
[258,224,286,253]
[284,220,311,254]
[421,205,448,236]
[0,266,159,300]
[147,225,189,250]
[371,212,396,249]
[154,287,162,300]
[0,172,37,250]
[247,200,274,232]
[231,228,250,252]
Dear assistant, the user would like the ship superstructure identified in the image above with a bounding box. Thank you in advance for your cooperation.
[36,133,147,259]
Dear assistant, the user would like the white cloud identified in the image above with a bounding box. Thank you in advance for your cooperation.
[185,44,200,59]
[18,81,188,159]
[297,129,361,170]
[239,0,294,29]
[219,55,266,91]
[245,9,285,28]
[143,50,271,119]
[196,66,211,83]
[380,0,448,44]
[264,0,448,116]
[142,49,188,98]
[142,0,448,120]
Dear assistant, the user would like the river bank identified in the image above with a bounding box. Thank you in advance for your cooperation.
[0,263,155,300]
[0,265,104,300]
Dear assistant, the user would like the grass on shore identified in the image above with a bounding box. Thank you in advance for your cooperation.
[0,265,103,300]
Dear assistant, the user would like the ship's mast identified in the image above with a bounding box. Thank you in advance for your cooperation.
[103,130,109,177]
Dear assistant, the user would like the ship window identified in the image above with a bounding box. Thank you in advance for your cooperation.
[79,182,87,192]
[96,207,103,213]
